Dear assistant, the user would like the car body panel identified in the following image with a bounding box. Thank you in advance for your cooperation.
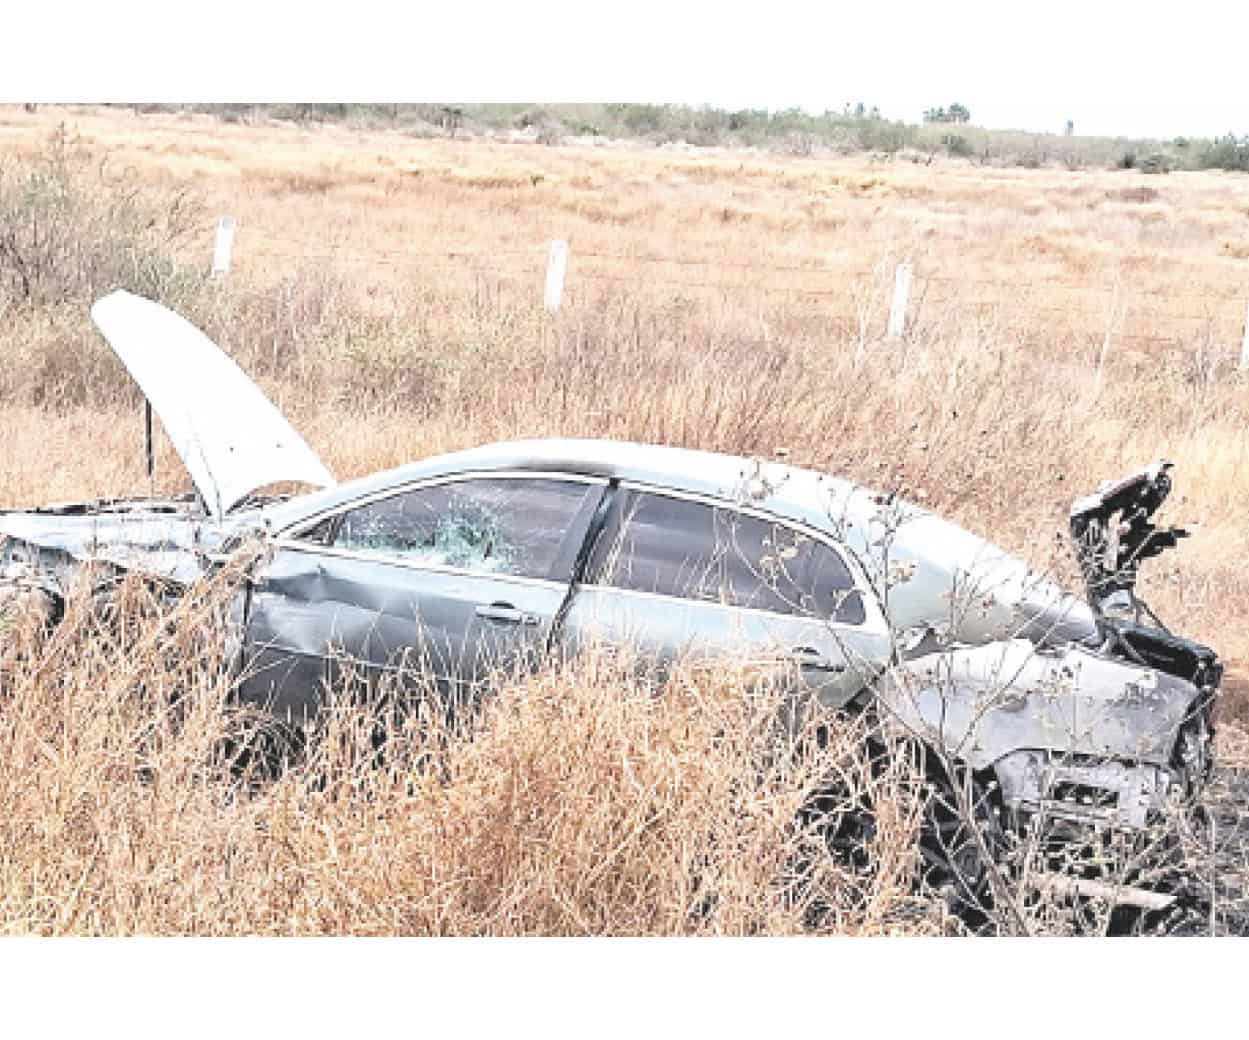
[234,473,608,716]
[0,498,260,588]
[238,543,574,719]
[558,583,892,708]
[90,290,335,517]
[880,639,1197,771]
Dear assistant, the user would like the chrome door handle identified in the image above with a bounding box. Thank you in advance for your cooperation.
[475,603,541,626]
[787,646,846,673]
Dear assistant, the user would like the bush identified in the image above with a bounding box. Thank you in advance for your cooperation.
[1197,135,1249,172]
[609,104,668,135]
[942,134,972,158]
[859,120,915,155]
[0,127,207,311]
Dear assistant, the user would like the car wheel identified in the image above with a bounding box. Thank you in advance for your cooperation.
[915,757,1008,929]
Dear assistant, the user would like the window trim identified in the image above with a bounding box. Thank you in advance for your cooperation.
[582,481,872,626]
[271,470,608,585]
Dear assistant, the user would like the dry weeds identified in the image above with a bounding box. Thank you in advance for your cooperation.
[0,106,1247,934]
[0,579,954,936]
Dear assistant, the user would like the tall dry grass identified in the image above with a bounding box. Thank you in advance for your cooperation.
[0,577,949,936]
[3,576,1240,936]
[1,110,1248,934]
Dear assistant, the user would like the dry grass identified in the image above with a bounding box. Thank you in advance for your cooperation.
[1,106,1248,933]
[0,579,948,936]
[1,579,1237,936]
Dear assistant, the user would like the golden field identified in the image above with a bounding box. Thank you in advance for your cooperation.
[0,105,1247,934]
[2,104,1245,695]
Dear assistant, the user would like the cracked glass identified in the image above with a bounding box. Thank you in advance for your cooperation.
[331,478,593,580]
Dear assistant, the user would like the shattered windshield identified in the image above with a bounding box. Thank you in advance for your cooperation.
[331,477,593,580]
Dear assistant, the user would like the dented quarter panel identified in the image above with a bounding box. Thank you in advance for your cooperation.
[878,639,1199,771]
[882,512,1100,648]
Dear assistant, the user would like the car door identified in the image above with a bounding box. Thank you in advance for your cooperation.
[236,473,606,721]
[556,487,892,709]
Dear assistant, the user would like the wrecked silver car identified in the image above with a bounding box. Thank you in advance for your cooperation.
[0,291,1223,918]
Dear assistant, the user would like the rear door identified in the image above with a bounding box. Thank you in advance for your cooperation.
[557,487,892,708]
[237,473,605,720]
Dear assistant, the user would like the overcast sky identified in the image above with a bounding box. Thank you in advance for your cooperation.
[8,1,1249,140]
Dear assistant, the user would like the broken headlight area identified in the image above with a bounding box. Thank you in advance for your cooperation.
[994,750,1179,832]
[994,697,1213,838]
[1169,692,1216,797]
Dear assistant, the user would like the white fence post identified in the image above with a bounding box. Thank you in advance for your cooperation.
[1241,291,1249,370]
[545,239,569,313]
[887,261,913,339]
[212,216,236,276]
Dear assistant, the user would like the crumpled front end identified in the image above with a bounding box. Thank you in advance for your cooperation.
[0,496,275,613]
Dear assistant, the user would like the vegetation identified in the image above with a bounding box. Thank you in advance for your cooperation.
[923,103,971,124]
[0,571,947,936]
[0,126,205,309]
[0,106,1247,934]
[106,101,1249,171]
[1196,134,1249,172]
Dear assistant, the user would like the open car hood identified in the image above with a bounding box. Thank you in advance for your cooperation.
[91,291,335,518]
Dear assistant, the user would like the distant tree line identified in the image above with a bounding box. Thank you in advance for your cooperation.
[923,103,971,124]
[1195,134,1249,171]
[109,104,1249,173]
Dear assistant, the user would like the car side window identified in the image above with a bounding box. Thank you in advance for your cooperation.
[593,491,865,624]
[328,477,594,581]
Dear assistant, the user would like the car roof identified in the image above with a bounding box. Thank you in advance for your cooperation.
[256,438,1098,644]
[262,437,884,538]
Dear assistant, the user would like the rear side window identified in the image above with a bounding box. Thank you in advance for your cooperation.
[592,491,865,624]
[329,477,593,581]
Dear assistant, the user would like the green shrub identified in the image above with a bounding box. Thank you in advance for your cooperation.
[858,120,914,155]
[610,104,667,134]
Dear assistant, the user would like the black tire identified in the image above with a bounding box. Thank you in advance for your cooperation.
[914,755,1009,929]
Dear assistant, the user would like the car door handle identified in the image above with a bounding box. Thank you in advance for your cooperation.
[786,646,847,673]
[475,602,541,626]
